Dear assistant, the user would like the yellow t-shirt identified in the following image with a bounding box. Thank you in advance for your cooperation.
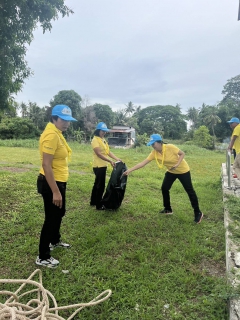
[232,124,240,154]
[39,129,69,182]
[91,136,109,168]
[147,144,190,174]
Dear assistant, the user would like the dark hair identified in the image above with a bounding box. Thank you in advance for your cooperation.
[50,115,59,123]
[93,129,101,136]
[156,140,163,144]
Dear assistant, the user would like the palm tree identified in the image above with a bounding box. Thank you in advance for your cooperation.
[114,110,127,126]
[187,107,199,129]
[124,101,135,117]
[203,107,221,149]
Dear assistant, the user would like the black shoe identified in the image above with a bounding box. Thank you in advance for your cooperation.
[194,212,203,224]
[159,209,173,215]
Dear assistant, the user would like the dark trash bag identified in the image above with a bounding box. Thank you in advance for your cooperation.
[101,161,128,210]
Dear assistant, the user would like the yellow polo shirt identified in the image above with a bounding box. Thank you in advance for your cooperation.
[91,136,109,168]
[232,124,240,154]
[147,144,190,174]
[39,128,69,182]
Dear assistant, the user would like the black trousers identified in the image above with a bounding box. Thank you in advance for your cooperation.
[161,171,200,213]
[37,175,66,260]
[90,167,107,209]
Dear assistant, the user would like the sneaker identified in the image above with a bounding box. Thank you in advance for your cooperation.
[35,256,59,268]
[49,241,71,251]
[194,212,203,224]
[233,174,238,178]
[159,209,173,215]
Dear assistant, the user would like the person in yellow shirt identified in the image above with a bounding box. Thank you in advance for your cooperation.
[227,117,240,179]
[36,104,77,268]
[123,134,203,224]
[90,122,122,210]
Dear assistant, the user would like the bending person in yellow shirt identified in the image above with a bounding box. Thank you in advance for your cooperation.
[36,105,77,268]
[123,134,203,224]
[90,122,122,210]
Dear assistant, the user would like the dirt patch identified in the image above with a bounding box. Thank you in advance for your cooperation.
[200,258,226,277]
[0,167,30,173]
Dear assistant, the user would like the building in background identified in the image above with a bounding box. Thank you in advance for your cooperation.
[108,126,135,148]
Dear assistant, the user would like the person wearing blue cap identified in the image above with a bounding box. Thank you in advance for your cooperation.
[123,134,203,224]
[90,122,122,210]
[227,117,240,179]
[36,105,77,268]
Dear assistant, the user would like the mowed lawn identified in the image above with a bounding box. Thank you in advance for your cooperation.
[0,142,228,319]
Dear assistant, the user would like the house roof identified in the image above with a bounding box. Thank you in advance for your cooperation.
[109,129,133,133]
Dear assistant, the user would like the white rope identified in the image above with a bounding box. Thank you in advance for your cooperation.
[0,269,112,320]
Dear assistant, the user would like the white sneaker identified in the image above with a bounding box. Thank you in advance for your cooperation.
[49,241,71,251]
[35,256,59,268]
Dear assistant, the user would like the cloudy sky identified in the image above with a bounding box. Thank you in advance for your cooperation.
[15,0,240,112]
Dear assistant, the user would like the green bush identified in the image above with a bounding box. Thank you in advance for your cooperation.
[193,125,213,149]
[0,118,40,139]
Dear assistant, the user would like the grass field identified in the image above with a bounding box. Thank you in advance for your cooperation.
[0,141,230,319]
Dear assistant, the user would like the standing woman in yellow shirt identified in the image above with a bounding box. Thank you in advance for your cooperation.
[123,134,203,224]
[90,122,122,210]
[36,105,77,268]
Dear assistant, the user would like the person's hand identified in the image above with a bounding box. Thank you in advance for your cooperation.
[110,161,116,168]
[52,191,62,208]
[116,158,122,162]
[170,165,177,171]
[122,169,131,176]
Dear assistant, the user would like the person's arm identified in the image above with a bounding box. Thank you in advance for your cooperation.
[42,153,63,208]
[108,151,122,162]
[93,147,115,167]
[123,159,151,176]
[170,149,185,171]
[228,136,237,151]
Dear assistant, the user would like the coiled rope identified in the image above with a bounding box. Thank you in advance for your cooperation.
[0,269,112,320]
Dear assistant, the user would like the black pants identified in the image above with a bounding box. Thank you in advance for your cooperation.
[37,175,66,260]
[90,167,107,209]
[161,171,200,213]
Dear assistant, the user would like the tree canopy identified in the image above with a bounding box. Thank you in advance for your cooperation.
[137,105,187,139]
[0,0,73,109]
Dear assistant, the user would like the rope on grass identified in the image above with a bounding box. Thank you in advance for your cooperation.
[0,269,112,320]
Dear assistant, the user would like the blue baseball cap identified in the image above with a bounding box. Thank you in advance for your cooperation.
[96,122,110,132]
[147,134,163,146]
[227,117,240,124]
[52,105,77,121]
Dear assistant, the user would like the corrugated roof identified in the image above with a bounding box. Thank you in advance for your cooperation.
[109,129,133,133]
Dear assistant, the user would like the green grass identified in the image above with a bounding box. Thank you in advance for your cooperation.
[0,142,231,319]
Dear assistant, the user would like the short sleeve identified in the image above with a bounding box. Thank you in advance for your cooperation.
[146,150,155,161]
[42,132,59,155]
[91,137,100,149]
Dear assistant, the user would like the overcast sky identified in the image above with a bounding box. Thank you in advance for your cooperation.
[15,0,240,112]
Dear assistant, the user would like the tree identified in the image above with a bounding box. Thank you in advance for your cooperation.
[0,1,73,110]
[140,118,163,136]
[0,117,40,139]
[137,105,187,139]
[187,107,199,129]
[203,107,221,149]
[193,126,213,149]
[114,110,128,126]
[50,90,83,130]
[28,102,47,130]
[221,74,240,104]
[93,104,115,127]
[124,101,135,117]
[82,105,98,140]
